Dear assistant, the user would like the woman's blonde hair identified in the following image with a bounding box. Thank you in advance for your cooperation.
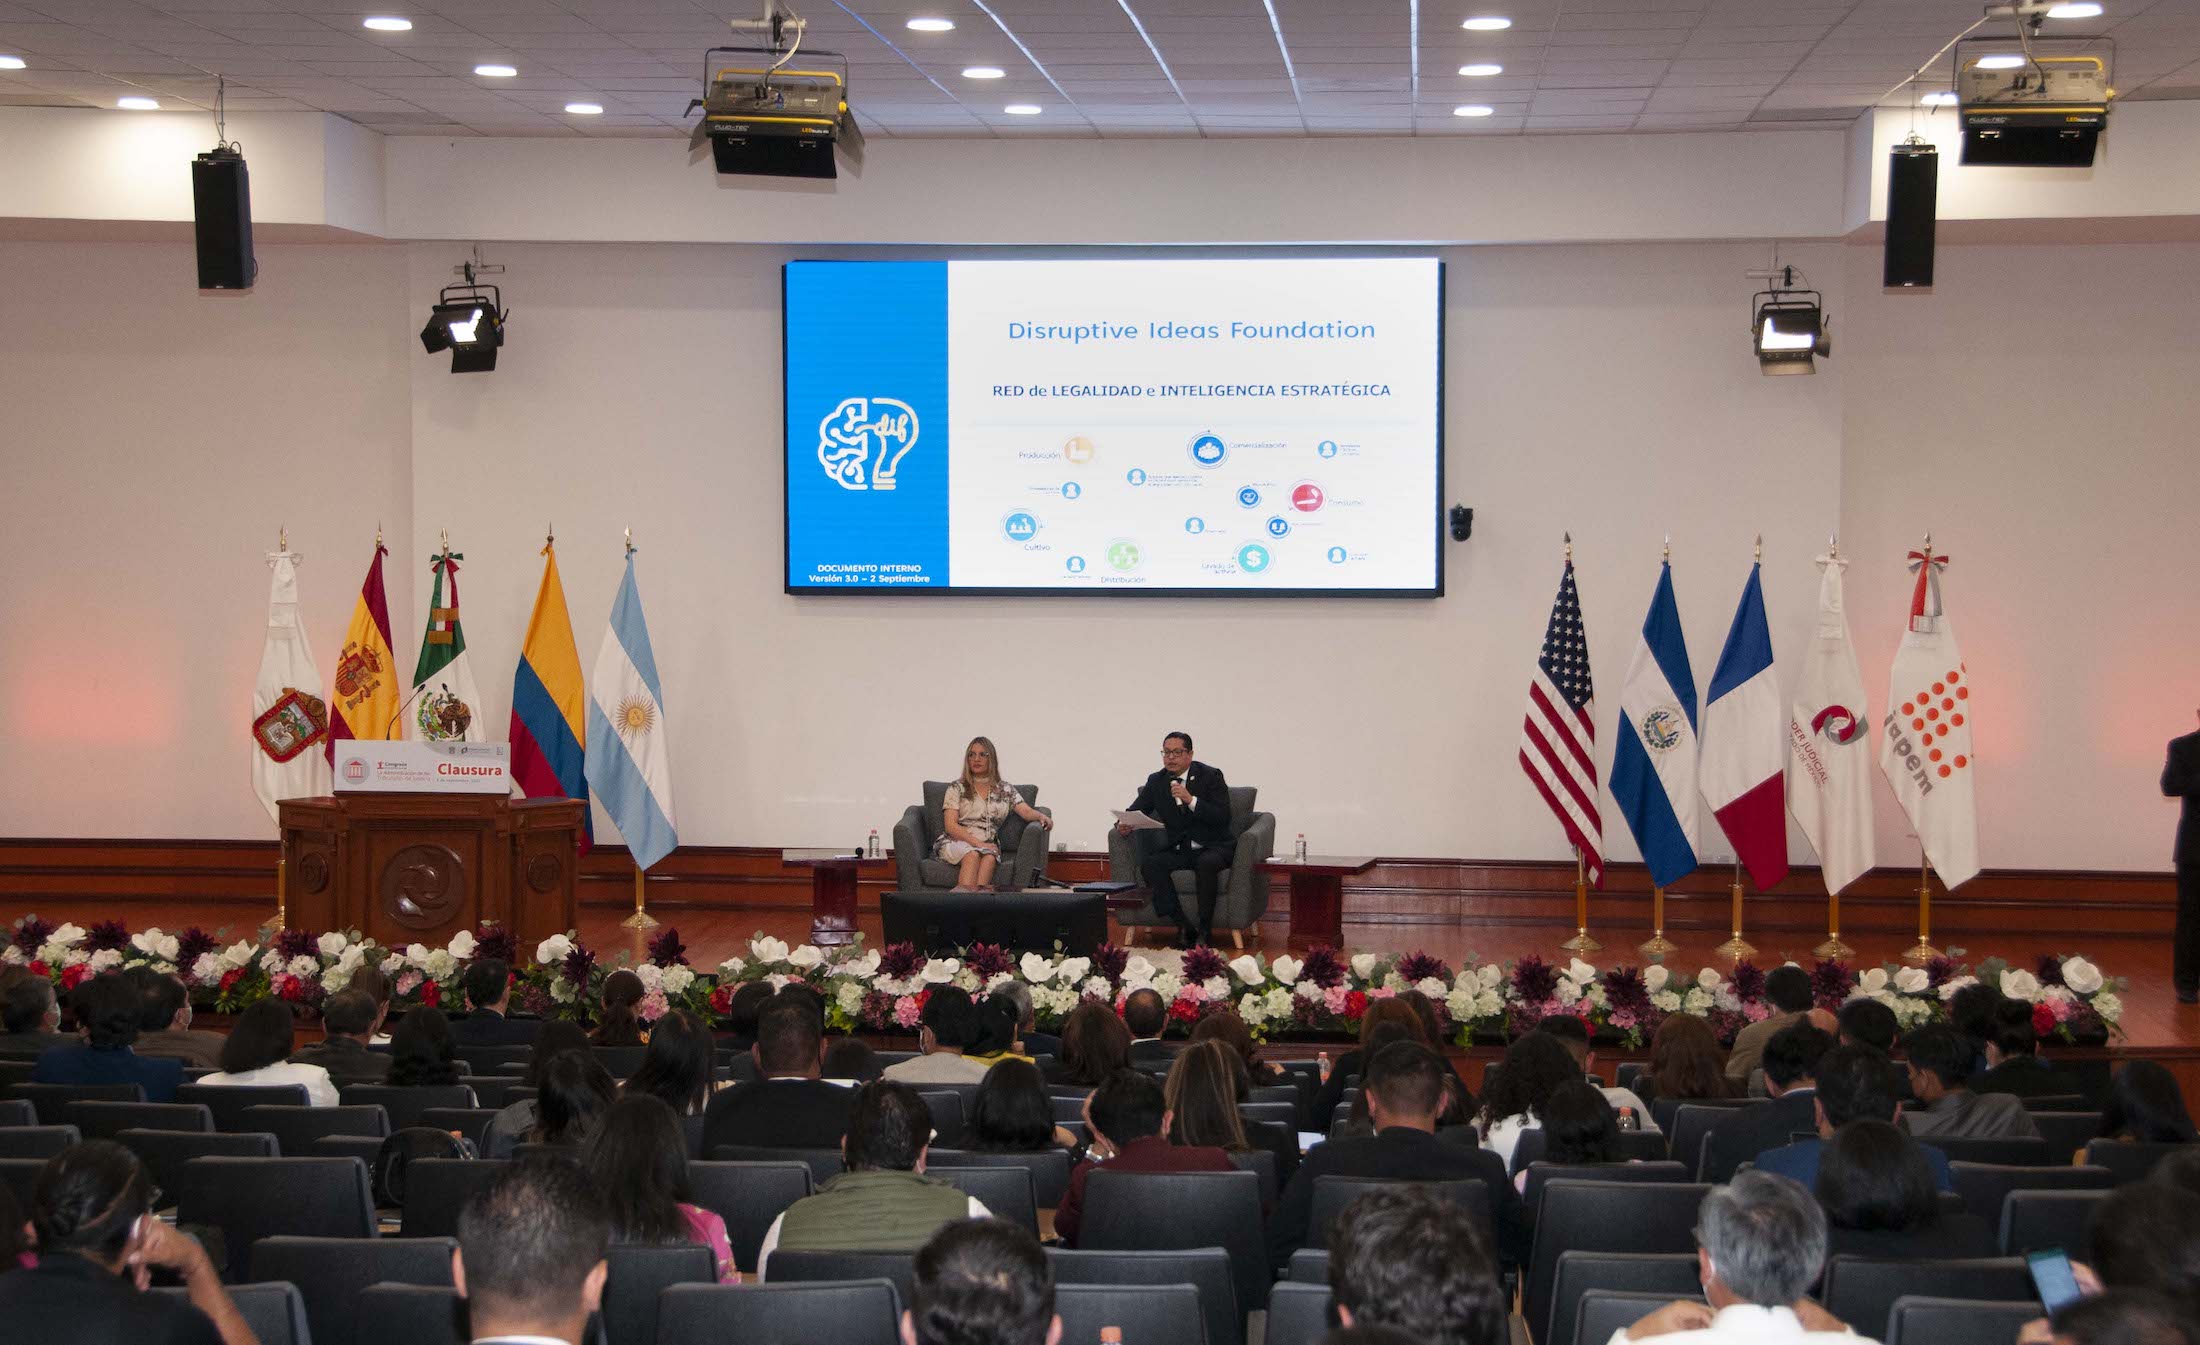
[958,736,1005,800]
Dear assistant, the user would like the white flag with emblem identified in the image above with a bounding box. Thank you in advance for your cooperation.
[1878,541,1980,889]
[250,546,332,822]
[1786,553,1876,894]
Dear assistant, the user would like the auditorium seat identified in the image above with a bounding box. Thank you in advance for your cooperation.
[1048,1247,1240,1345]
[10,1081,145,1123]
[1649,1093,1754,1137]
[1668,1100,1766,1178]
[1574,1290,1690,1345]
[928,1164,1040,1237]
[1050,1094,1088,1125]
[1229,1145,1279,1207]
[684,1160,810,1273]
[1948,1161,2115,1224]
[709,1142,843,1185]
[2016,1094,2088,1112]
[767,1249,917,1302]
[1106,784,1277,947]
[0,1158,39,1213]
[354,1284,467,1345]
[1526,1183,1710,1344]
[1287,1247,1329,1282]
[1885,1296,2046,1345]
[177,1082,309,1131]
[893,781,1052,892]
[117,1128,276,1202]
[2001,1189,2113,1257]
[1545,1253,1700,1345]
[175,1155,378,1280]
[398,1157,510,1237]
[0,1060,36,1090]
[452,1044,531,1077]
[656,1279,903,1345]
[468,1079,535,1110]
[339,1083,478,1131]
[1239,1100,1295,1127]
[251,1236,456,1345]
[1306,1175,1491,1253]
[64,1099,213,1139]
[0,1098,35,1127]
[1819,1256,2033,1342]
[1929,1135,2053,1167]
[1510,1128,1671,1174]
[1055,1283,1206,1345]
[918,1089,966,1147]
[416,1106,501,1150]
[243,1103,390,1155]
[151,1282,310,1345]
[1522,1161,1691,1226]
[1079,1168,1269,1316]
[923,1146,1071,1207]
[2081,1138,2189,1183]
[2029,1112,2104,1165]
[1263,1280,1334,1345]
[593,1045,647,1080]
[603,1243,713,1345]
[0,1123,78,1158]
[310,1134,388,1169]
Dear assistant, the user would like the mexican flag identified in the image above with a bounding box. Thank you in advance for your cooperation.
[405,546,487,743]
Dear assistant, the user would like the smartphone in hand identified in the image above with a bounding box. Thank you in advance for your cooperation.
[2028,1248,2085,1315]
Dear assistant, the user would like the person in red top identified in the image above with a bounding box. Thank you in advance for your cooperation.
[1052,1068,1236,1247]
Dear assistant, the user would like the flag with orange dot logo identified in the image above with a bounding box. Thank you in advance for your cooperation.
[1878,543,1979,888]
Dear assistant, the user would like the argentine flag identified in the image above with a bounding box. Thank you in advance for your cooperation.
[1611,561,1701,888]
[584,555,679,869]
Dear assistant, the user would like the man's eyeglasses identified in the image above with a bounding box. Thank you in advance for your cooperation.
[1160,747,1191,757]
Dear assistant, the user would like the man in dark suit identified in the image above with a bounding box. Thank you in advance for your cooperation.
[1052,1068,1237,1247]
[449,959,543,1048]
[131,973,226,1071]
[32,973,183,1103]
[0,969,71,1058]
[290,988,393,1083]
[702,990,859,1152]
[987,983,1059,1059]
[1121,988,1177,1071]
[2166,712,2200,1004]
[1752,1044,1954,1192]
[1701,1020,1833,1182]
[1267,1041,1522,1269]
[1968,997,2076,1100]
[1119,731,1235,948]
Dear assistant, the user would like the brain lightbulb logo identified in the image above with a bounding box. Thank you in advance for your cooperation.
[817,396,920,491]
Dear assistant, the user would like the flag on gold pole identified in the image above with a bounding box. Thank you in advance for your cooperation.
[326,535,399,761]
[1878,537,1980,889]
[250,536,331,821]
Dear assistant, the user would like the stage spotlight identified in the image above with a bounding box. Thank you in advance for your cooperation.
[1752,294,1830,376]
[419,284,505,374]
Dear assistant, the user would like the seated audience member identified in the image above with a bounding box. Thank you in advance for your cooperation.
[714,980,773,1051]
[450,958,542,1048]
[1321,1330,1427,1345]
[454,1156,611,1345]
[1475,1031,1582,1170]
[1049,1000,1131,1088]
[1640,1013,1737,1108]
[1701,1022,1835,1183]
[991,981,1060,1059]
[1969,997,2073,1100]
[2084,1183,2200,1315]
[758,1080,989,1276]
[1053,1068,1235,1249]
[906,1217,1061,1345]
[1192,1005,1289,1086]
[624,1009,714,1118]
[1314,998,1426,1125]
[132,974,224,1071]
[347,964,393,1037]
[1342,1023,1424,1141]
[1329,1184,1507,1345]
[2098,1060,2198,1144]
[526,1050,615,1148]
[1947,982,2004,1073]
[1122,988,1174,1069]
[1725,965,1817,1084]
[823,1038,882,1083]
[1899,1024,2037,1139]
[1815,1119,1996,1260]
[2048,1290,2200,1345]
[1836,1000,1912,1101]
[589,969,646,1048]
[969,1057,1079,1153]
[289,988,393,1083]
[1754,1044,1953,1192]
[1611,1171,1864,1344]
[483,1021,590,1159]
[1536,1015,1657,1129]
[2147,1147,2200,1199]
[196,998,339,1106]
[31,974,184,1103]
[0,1140,254,1345]
[966,997,1026,1066]
[1398,990,1481,1124]
[1273,1042,1521,1267]
[1536,1079,1628,1184]
[702,990,858,1152]
[0,970,70,1058]
[387,1006,464,1087]
[1167,1038,1296,1180]
[582,1095,733,1282]
[884,985,994,1084]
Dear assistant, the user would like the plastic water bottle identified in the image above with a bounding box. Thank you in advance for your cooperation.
[1294,832,1308,862]
[867,828,880,859]
[1316,1050,1332,1083]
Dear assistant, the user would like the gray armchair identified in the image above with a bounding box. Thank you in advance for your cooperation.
[1106,785,1277,949]
[892,782,1052,892]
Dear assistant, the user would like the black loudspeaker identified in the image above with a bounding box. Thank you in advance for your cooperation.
[191,147,256,290]
[1884,142,1937,291]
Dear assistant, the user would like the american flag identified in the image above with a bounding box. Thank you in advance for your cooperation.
[1520,558,1605,887]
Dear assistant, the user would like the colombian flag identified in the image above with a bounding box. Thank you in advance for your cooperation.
[327,540,399,761]
[510,540,592,850]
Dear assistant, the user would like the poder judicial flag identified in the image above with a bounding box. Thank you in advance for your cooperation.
[327,540,398,761]
[510,540,592,851]
[584,553,678,869]
[406,545,486,743]
[1878,543,1980,888]
[250,546,331,821]
[1612,561,1702,888]
[1701,561,1789,890]
[1787,554,1876,895]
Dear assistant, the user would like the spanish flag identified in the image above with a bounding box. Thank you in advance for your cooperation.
[510,539,591,850]
[327,539,399,761]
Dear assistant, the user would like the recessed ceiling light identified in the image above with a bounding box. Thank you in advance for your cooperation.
[906,17,955,32]
[0,55,25,70]
[2046,2,2104,16]
[1461,16,1512,31]
[117,96,160,110]
[565,101,603,114]
[362,16,413,32]
[1459,63,1503,76]
[474,64,517,78]
[962,66,1005,79]
[1921,90,1959,106]
[1004,103,1042,115]
[1453,104,1495,117]
[1975,54,2025,69]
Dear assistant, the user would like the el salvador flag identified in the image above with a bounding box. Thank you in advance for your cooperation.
[1611,562,1701,888]
[584,555,679,870]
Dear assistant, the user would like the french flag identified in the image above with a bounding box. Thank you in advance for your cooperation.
[1702,562,1790,890]
[1612,563,1701,888]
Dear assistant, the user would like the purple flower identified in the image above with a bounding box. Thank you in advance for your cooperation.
[11,916,55,954]
[86,920,131,953]
[878,942,924,981]
[1396,952,1453,986]
[1706,1007,1747,1048]
[2033,954,2066,988]
[560,940,597,988]
[647,927,689,968]
[272,927,320,960]
[1298,947,1346,990]
[472,924,519,968]
[1093,944,1130,983]
[965,943,1014,980]
[861,990,897,1029]
[1602,966,1652,1019]
[1730,962,1766,1004]
[175,927,219,968]
[517,984,553,1018]
[1181,945,1227,985]
[1811,958,1858,1010]
[1511,955,1558,1006]
[1925,955,1962,988]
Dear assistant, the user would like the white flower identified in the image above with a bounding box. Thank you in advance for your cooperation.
[1240,993,1271,1026]
[718,957,747,978]
[1445,988,1477,1021]
[2091,991,2123,1022]
[1381,971,1408,992]
[132,931,181,963]
[767,973,792,991]
[0,947,20,966]
[322,965,353,993]
[87,948,124,974]
[535,934,574,965]
[1294,980,1325,1003]
[789,946,824,970]
[48,924,85,949]
[1713,987,1741,1013]
[1563,957,1598,985]
[1858,967,1890,994]
[335,945,366,973]
[549,978,576,1003]
[1020,953,1056,983]
[1350,953,1381,981]
[286,954,319,979]
[1643,965,1670,994]
[1697,967,1723,990]
[317,931,349,959]
[952,969,982,993]
[635,963,665,992]
[1893,966,1930,994]
[221,940,256,971]
[1473,988,1505,1018]
[1683,987,1714,1013]
[191,952,223,983]
[836,981,865,1014]
[1229,954,1266,985]
[1416,976,1448,999]
[1555,979,1582,1005]
[1055,957,1090,986]
[1478,964,1505,990]
[404,943,431,967]
[750,937,791,964]
[986,972,1019,995]
[2041,985,2076,1006]
[1270,955,1303,986]
[1150,970,1183,1000]
[921,958,960,985]
[1081,976,1114,999]
[662,966,695,995]
[1652,989,1683,1012]
[446,930,477,961]
[1999,969,2042,1001]
[1202,976,1232,1000]
[1937,974,1979,1002]
[259,949,285,975]
[424,950,458,982]
[840,949,881,979]
[1122,955,1158,988]
[1264,988,1295,1019]
[2061,956,2104,996]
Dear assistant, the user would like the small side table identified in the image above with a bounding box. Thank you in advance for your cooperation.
[1258,855,1377,949]
[783,848,895,947]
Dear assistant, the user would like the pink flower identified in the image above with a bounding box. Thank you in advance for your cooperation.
[893,995,924,1029]
[1367,986,1397,1001]
[638,990,670,1023]
[1323,985,1350,1015]
[395,969,424,996]
[1742,1001,1772,1022]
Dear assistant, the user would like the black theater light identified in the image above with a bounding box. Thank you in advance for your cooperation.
[1751,275,1830,377]
[419,284,505,373]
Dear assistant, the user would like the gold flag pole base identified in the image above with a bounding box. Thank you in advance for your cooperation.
[1637,886,1678,959]
[260,857,288,936]
[1713,866,1754,961]
[1814,934,1856,960]
[1899,855,1937,965]
[1559,849,1602,953]
[621,866,660,930]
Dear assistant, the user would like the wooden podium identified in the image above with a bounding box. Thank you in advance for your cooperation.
[279,794,585,947]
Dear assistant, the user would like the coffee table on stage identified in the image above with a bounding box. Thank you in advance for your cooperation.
[1258,855,1377,949]
[782,849,894,947]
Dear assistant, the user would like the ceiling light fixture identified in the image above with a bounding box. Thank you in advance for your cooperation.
[1453,104,1494,116]
[1004,103,1041,115]
[362,17,413,32]
[420,262,506,374]
[1975,54,2025,69]
[906,17,955,32]
[1461,16,1512,31]
[1750,266,1830,376]
[1921,90,1958,105]
[117,96,160,110]
[474,64,517,78]
[2046,3,2103,16]
[962,66,1005,79]
[0,55,26,70]
[1459,62,1503,76]
[565,101,603,114]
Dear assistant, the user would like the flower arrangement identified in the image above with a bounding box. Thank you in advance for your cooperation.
[0,913,2127,1047]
